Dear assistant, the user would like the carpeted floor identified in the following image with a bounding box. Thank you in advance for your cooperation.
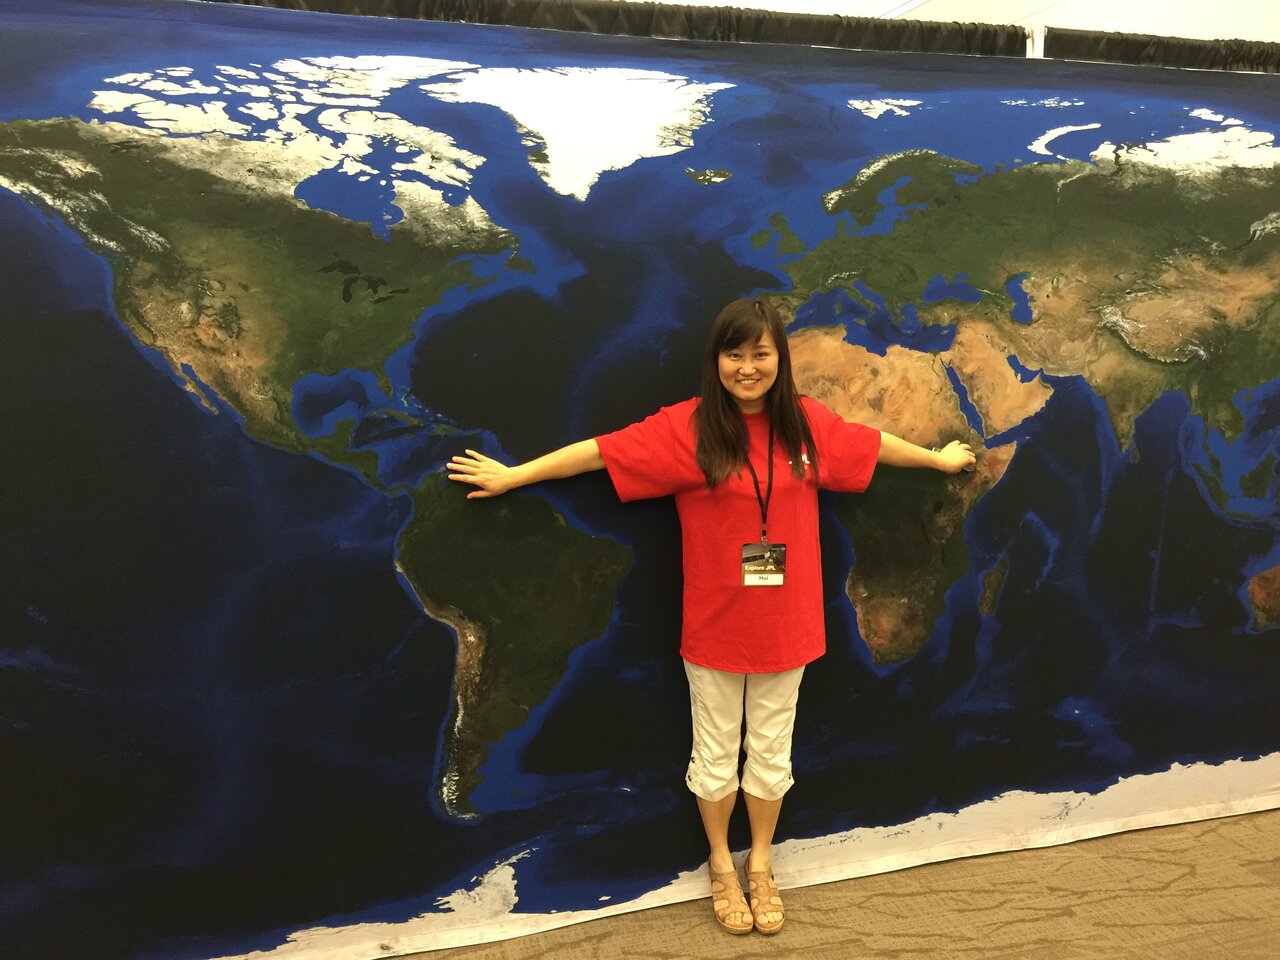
[423,807,1280,959]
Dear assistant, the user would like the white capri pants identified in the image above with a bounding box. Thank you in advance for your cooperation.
[684,660,806,803]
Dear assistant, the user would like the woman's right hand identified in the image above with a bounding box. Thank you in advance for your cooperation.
[448,449,519,499]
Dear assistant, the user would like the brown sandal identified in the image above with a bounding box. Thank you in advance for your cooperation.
[708,861,753,935]
[747,867,785,934]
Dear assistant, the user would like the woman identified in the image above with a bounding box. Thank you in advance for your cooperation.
[447,298,975,935]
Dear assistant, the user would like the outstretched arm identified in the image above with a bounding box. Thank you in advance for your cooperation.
[877,433,976,474]
[447,439,605,499]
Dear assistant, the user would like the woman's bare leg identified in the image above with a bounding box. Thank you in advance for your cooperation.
[697,792,738,872]
[697,792,751,931]
[742,791,784,929]
[741,791,781,871]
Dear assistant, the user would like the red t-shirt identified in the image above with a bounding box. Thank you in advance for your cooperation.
[595,396,880,674]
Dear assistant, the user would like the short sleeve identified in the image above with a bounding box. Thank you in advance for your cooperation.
[596,400,703,502]
[803,397,881,493]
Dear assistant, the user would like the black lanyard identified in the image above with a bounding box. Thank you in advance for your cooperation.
[743,420,774,545]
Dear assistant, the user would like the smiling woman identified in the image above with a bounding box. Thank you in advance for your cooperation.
[447,295,974,936]
[694,299,818,488]
[718,335,777,412]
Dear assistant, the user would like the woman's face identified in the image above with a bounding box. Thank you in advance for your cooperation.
[718,331,778,413]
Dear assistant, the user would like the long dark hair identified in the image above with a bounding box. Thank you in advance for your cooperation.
[693,298,818,487]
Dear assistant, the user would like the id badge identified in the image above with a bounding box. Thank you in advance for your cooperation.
[742,543,786,587]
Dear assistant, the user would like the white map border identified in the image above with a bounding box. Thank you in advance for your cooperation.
[215,752,1280,959]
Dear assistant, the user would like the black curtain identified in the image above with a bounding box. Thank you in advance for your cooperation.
[212,0,1028,56]
[207,1,1280,72]
[1045,26,1280,73]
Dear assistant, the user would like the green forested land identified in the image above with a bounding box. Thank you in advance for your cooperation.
[0,118,633,812]
[783,151,1280,441]
[0,118,506,454]
[399,476,631,811]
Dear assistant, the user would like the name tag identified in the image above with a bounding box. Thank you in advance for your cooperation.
[742,543,786,587]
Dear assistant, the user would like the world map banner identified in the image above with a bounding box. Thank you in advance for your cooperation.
[2,1,1279,957]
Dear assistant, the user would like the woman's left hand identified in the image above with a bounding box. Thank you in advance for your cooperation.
[935,440,977,474]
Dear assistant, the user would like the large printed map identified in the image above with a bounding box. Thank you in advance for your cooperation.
[2,2,1278,957]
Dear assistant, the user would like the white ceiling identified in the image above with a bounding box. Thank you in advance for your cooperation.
[667,0,1280,44]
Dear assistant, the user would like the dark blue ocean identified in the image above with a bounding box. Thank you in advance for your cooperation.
[2,2,1279,957]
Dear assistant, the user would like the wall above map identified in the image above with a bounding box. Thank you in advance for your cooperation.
[218,0,1280,70]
